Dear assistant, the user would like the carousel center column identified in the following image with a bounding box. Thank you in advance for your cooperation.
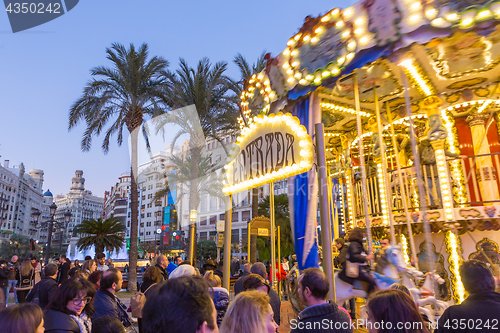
[422,96,456,221]
[466,113,500,203]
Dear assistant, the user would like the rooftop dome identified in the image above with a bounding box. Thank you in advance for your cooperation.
[43,189,53,197]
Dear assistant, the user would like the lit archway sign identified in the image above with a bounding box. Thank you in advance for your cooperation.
[223,112,314,195]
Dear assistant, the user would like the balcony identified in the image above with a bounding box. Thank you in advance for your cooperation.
[351,153,500,228]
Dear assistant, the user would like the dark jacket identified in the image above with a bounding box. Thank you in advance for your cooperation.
[57,262,70,285]
[338,241,368,284]
[15,269,35,290]
[435,291,500,333]
[156,264,169,280]
[7,261,19,280]
[27,276,58,308]
[0,266,9,288]
[290,300,352,333]
[269,287,281,326]
[233,271,251,295]
[334,245,348,269]
[43,309,80,333]
[93,288,132,327]
[214,269,223,280]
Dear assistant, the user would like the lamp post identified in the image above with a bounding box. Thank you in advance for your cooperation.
[189,209,197,264]
[32,204,72,265]
[58,212,73,257]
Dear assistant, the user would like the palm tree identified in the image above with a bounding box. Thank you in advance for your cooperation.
[73,217,126,254]
[155,58,239,263]
[233,51,267,263]
[68,43,169,292]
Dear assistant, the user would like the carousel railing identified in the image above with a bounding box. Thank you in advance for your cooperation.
[352,152,500,219]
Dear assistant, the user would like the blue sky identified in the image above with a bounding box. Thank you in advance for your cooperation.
[0,0,356,197]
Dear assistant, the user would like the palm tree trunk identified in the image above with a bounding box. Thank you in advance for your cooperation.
[250,187,258,263]
[187,145,202,266]
[128,128,139,292]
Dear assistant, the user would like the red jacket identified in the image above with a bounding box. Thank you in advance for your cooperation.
[270,262,287,283]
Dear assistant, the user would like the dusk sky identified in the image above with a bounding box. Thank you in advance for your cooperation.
[0,0,356,197]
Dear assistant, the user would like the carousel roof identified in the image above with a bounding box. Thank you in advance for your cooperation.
[239,0,500,163]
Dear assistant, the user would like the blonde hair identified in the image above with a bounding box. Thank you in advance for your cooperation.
[81,260,95,276]
[204,270,221,287]
[220,290,271,333]
[19,259,33,276]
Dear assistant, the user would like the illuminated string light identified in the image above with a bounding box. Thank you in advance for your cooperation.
[400,59,436,96]
[401,234,410,263]
[321,102,371,117]
[446,231,466,304]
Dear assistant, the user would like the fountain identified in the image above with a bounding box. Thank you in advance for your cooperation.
[66,237,129,261]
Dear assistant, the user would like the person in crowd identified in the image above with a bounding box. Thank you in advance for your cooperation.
[84,255,92,261]
[333,238,356,320]
[230,258,239,276]
[290,254,297,268]
[338,228,375,295]
[155,255,169,280]
[93,268,132,329]
[0,260,9,310]
[138,266,163,333]
[142,276,218,333]
[204,270,229,327]
[106,258,114,269]
[291,268,352,333]
[234,263,252,295]
[74,259,81,268]
[281,257,289,273]
[203,259,217,272]
[366,289,428,333]
[214,261,224,280]
[57,254,71,285]
[374,237,391,275]
[88,270,103,290]
[69,267,83,279]
[15,258,35,303]
[243,274,271,294]
[435,259,500,333]
[333,238,348,269]
[220,290,278,333]
[44,277,95,333]
[26,263,58,308]
[0,303,44,333]
[169,263,196,279]
[92,316,125,333]
[251,262,281,326]
[95,253,109,271]
[270,258,287,287]
[389,283,431,325]
[7,255,19,304]
[31,257,42,284]
[81,259,97,279]
[166,255,183,275]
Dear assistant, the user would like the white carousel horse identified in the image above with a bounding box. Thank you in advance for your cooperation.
[335,245,420,304]
[402,271,449,323]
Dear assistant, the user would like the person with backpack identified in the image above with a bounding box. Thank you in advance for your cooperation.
[134,266,162,333]
[14,258,35,303]
[26,263,58,308]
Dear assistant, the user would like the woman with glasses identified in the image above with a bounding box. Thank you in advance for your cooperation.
[44,277,96,333]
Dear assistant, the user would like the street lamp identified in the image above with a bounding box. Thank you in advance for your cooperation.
[189,209,197,265]
[32,204,72,265]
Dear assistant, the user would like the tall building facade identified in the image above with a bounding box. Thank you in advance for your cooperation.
[54,171,104,246]
[0,160,48,241]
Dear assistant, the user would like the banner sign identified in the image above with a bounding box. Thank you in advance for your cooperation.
[223,112,313,195]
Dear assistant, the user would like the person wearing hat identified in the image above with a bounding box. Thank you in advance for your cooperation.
[203,259,223,280]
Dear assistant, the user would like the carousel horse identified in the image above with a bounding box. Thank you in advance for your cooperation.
[334,245,421,304]
[402,270,449,323]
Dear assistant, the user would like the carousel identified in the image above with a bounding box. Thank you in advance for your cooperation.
[231,0,500,317]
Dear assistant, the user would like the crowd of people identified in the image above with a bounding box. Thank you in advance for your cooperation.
[0,233,499,333]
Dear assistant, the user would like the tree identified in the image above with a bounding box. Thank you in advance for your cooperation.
[155,58,239,264]
[233,51,267,263]
[69,43,169,292]
[257,194,294,261]
[0,234,33,259]
[73,217,125,254]
[197,239,217,261]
